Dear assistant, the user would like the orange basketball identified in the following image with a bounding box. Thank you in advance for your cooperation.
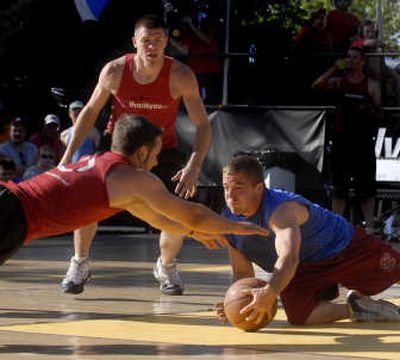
[223,277,278,332]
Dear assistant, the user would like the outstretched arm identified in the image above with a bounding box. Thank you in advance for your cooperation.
[109,168,269,237]
[125,201,227,249]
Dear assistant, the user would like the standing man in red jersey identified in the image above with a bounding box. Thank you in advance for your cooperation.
[59,15,211,296]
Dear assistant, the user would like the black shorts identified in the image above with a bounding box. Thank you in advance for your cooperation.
[99,133,187,193]
[0,185,27,264]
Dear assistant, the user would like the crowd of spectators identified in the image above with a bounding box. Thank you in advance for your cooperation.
[0,100,99,184]
[1,0,399,231]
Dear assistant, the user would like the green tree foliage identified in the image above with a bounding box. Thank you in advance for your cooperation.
[232,0,399,49]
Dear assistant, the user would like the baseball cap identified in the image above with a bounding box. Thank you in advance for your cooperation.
[69,100,84,112]
[10,117,26,127]
[44,114,61,127]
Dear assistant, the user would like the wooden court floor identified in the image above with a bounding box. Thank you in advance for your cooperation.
[0,231,399,360]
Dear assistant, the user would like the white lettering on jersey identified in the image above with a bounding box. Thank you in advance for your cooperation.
[45,172,70,186]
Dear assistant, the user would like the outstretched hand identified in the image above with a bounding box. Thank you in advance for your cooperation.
[172,163,199,199]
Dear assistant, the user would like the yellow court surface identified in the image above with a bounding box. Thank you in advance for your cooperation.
[0,232,399,360]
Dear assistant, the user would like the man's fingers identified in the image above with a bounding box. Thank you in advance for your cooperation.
[217,237,228,247]
[245,310,258,322]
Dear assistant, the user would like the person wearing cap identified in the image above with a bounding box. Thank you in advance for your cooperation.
[60,101,101,163]
[29,114,65,162]
[61,100,101,153]
[0,118,38,182]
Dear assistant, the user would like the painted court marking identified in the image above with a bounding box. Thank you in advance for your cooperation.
[1,304,399,360]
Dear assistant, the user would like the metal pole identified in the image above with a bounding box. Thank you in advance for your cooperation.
[376,0,383,41]
[222,0,231,106]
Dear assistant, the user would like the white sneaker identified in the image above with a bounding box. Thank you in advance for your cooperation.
[61,257,91,294]
[153,257,184,295]
[347,290,400,322]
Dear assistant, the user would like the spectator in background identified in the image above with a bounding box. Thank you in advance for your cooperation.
[350,20,400,107]
[351,20,385,82]
[29,114,65,162]
[169,13,220,104]
[22,145,56,180]
[0,118,37,182]
[292,7,332,102]
[327,0,360,54]
[0,158,16,182]
[60,101,100,163]
[312,47,381,227]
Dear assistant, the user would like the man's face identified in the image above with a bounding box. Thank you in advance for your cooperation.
[363,24,375,40]
[133,27,168,65]
[38,148,56,169]
[10,124,25,143]
[69,107,82,123]
[143,136,162,170]
[223,171,263,216]
[346,49,364,70]
[44,123,60,139]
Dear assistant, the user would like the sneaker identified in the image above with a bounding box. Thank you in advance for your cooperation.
[153,257,184,295]
[347,290,400,322]
[61,257,91,294]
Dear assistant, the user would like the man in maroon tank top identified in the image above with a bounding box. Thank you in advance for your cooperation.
[59,15,211,295]
[0,115,268,267]
[313,47,381,228]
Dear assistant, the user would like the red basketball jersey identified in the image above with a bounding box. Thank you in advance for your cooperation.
[7,152,129,243]
[106,54,181,149]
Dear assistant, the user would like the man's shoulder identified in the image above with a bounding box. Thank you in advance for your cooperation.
[170,58,194,78]
[103,55,128,77]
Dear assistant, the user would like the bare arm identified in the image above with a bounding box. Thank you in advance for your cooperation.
[312,61,342,92]
[126,202,228,249]
[108,167,269,237]
[59,60,122,165]
[239,201,308,324]
[171,62,211,199]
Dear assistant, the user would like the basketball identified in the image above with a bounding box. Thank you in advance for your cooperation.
[223,277,278,332]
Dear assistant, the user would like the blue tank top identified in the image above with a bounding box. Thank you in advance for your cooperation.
[223,188,353,271]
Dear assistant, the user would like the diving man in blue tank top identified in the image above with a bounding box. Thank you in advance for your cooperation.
[214,155,400,325]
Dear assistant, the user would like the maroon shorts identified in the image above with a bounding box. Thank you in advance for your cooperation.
[280,226,400,325]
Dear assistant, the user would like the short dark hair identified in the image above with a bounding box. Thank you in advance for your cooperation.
[223,155,264,185]
[111,114,163,156]
[134,14,167,34]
